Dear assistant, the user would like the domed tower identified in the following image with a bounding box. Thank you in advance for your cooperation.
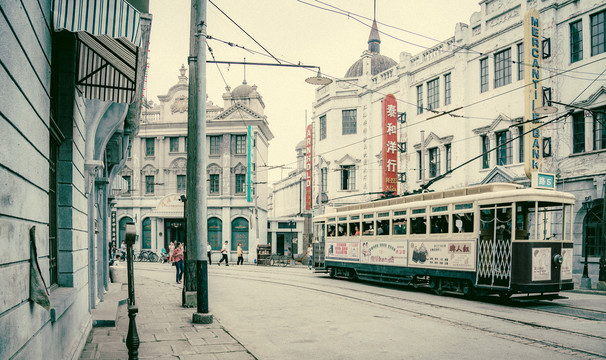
[344,19,397,78]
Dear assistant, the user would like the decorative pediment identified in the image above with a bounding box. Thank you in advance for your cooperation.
[334,154,361,165]
[168,157,187,175]
[413,132,455,150]
[141,164,158,176]
[317,156,331,168]
[574,86,606,108]
[232,162,247,174]
[213,102,264,121]
[119,165,133,176]
[208,163,222,175]
[472,114,512,135]
[480,166,515,184]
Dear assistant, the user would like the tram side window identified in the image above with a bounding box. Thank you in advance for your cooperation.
[393,217,407,235]
[411,216,427,234]
[515,202,535,240]
[376,219,390,236]
[349,222,360,236]
[327,224,336,237]
[337,224,346,237]
[362,220,374,235]
[452,213,474,233]
[430,215,449,234]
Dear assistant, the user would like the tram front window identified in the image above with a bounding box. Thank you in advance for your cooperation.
[516,202,535,240]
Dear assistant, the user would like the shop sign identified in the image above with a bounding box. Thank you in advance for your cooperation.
[382,94,398,195]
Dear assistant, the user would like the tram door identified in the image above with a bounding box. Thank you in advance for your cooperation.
[477,204,513,287]
[312,222,326,268]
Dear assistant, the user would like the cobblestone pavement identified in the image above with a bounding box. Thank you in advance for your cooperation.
[80,272,256,360]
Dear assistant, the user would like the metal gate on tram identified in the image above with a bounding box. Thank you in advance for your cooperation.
[477,205,513,288]
[312,242,325,269]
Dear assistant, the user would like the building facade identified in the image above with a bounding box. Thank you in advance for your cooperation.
[114,67,273,262]
[0,1,151,359]
[310,0,606,283]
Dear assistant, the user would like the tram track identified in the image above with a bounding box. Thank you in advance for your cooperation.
[213,270,606,359]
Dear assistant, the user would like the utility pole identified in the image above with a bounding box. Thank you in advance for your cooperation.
[185,0,212,323]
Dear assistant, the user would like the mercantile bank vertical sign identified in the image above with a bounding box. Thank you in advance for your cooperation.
[523,8,543,179]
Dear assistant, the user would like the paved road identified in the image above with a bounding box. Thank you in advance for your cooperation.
[137,263,606,360]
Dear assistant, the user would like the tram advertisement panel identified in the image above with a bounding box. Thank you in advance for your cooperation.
[561,248,573,280]
[326,241,360,261]
[532,247,551,281]
[360,241,407,266]
[408,241,475,270]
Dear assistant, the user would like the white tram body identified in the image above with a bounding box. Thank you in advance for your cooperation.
[312,183,575,298]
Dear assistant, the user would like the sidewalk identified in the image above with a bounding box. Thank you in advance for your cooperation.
[80,272,256,360]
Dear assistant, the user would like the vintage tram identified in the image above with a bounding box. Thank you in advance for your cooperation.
[312,183,576,299]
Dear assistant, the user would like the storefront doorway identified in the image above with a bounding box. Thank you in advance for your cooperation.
[165,219,185,250]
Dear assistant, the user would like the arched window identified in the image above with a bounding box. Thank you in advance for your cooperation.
[208,217,222,251]
[118,217,133,248]
[231,217,249,251]
[142,218,152,249]
[584,201,604,257]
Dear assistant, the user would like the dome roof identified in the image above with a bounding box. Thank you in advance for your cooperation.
[344,19,397,78]
[345,53,397,78]
[295,140,305,150]
[231,82,255,98]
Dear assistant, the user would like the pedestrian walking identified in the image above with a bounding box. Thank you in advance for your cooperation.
[168,241,175,263]
[207,241,212,264]
[237,243,243,265]
[218,241,229,266]
[173,242,184,283]
[307,244,313,270]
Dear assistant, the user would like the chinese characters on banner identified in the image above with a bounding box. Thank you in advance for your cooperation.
[382,95,398,195]
[305,124,313,210]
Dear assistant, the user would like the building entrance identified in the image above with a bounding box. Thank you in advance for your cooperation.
[165,219,185,250]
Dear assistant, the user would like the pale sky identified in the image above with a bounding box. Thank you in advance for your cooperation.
[146,0,482,184]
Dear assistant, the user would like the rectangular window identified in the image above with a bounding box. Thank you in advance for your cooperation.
[210,135,221,155]
[342,109,357,135]
[573,112,585,153]
[496,130,512,165]
[518,125,525,163]
[320,115,327,140]
[321,167,327,193]
[145,138,155,156]
[591,10,605,56]
[416,85,424,114]
[445,143,451,172]
[427,78,440,110]
[235,135,246,154]
[177,175,186,193]
[482,135,490,169]
[494,48,512,88]
[570,20,583,62]
[145,175,155,194]
[444,73,451,106]
[127,145,131,158]
[517,43,524,80]
[123,175,131,194]
[209,174,220,194]
[169,137,179,152]
[417,150,423,180]
[543,137,552,157]
[184,137,188,152]
[235,174,246,194]
[480,58,488,93]
[593,108,606,150]
[340,165,355,190]
[428,147,440,178]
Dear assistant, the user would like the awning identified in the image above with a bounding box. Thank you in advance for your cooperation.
[53,0,147,103]
[53,0,142,47]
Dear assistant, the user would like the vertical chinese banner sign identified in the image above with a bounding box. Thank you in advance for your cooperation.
[305,124,313,210]
[247,125,252,202]
[382,94,398,196]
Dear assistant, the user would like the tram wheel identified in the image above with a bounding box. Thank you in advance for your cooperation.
[329,268,337,278]
[347,269,357,281]
[499,292,512,300]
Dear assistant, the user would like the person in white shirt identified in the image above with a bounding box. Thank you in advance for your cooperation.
[218,241,229,266]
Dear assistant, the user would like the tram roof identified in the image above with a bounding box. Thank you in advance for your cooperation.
[318,183,575,218]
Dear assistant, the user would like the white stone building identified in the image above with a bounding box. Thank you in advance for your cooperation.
[114,67,273,262]
[310,0,606,283]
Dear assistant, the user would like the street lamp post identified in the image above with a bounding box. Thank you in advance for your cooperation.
[581,196,593,289]
[124,223,139,359]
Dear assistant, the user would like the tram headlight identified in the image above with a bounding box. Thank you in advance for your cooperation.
[553,254,564,268]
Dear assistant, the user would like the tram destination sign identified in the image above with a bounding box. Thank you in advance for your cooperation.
[531,172,555,190]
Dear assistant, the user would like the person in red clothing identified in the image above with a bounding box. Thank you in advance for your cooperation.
[173,242,184,283]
